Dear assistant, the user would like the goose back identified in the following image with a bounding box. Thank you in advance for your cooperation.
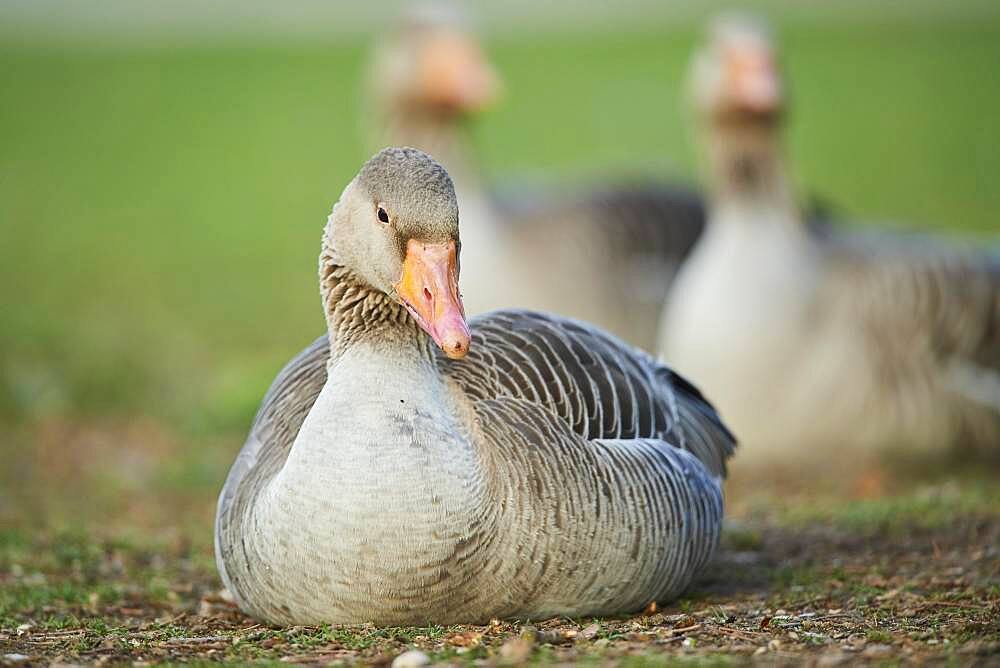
[443,310,733,476]
[822,232,1000,450]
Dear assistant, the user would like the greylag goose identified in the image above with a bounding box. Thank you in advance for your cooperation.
[215,147,735,625]
[658,16,1000,461]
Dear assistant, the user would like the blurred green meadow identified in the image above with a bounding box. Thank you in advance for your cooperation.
[1,4,999,532]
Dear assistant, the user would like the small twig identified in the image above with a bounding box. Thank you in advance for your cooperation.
[920,601,985,611]
[712,626,763,641]
[666,623,701,636]
[791,598,828,611]
[164,635,231,644]
[33,629,85,638]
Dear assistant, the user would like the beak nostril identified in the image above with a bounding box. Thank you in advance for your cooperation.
[423,287,433,302]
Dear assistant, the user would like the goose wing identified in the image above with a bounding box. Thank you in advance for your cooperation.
[441,309,736,477]
[831,233,1000,420]
[215,336,328,528]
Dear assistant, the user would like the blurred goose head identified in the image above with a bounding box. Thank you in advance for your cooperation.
[321,147,469,359]
[370,3,501,122]
[688,15,795,206]
[690,14,784,125]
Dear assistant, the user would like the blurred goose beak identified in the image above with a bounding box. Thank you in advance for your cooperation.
[727,47,781,114]
[394,238,470,359]
[420,32,502,113]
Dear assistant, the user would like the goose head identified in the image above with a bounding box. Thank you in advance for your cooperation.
[324,146,470,359]
[690,14,784,126]
[371,4,501,120]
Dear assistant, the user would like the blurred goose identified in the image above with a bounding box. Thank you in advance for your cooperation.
[659,17,1000,460]
[366,3,498,185]
[215,147,735,625]
[363,5,705,345]
[365,3,508,317]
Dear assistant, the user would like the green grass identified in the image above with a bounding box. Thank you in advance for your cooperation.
[758,479,1000,534]
[1,12,999,438]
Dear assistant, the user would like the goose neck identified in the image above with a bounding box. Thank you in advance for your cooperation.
[319,249,432,364]
[374,109,479,190]
[703,119,798,222]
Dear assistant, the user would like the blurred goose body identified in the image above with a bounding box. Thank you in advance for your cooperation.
[215,148,735,625]
[500,181,706,351]
[659,17,1000,458]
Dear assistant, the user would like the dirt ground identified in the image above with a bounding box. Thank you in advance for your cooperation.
[2,477,998,666]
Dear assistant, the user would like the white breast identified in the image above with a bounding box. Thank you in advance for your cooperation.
[659,210,852,454]
[236,345,485,625]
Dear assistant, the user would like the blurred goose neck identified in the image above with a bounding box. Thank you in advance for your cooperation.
[705,120,797,223]
[376,111,478,189]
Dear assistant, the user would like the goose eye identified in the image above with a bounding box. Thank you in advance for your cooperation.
[376,205,390,225]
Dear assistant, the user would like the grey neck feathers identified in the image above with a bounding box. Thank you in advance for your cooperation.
[704,119,799,223]
[319,238,430,363]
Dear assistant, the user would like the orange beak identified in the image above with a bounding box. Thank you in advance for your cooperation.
[727,48,781,114]
[394,239,470,359]
[419,32,502,113]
